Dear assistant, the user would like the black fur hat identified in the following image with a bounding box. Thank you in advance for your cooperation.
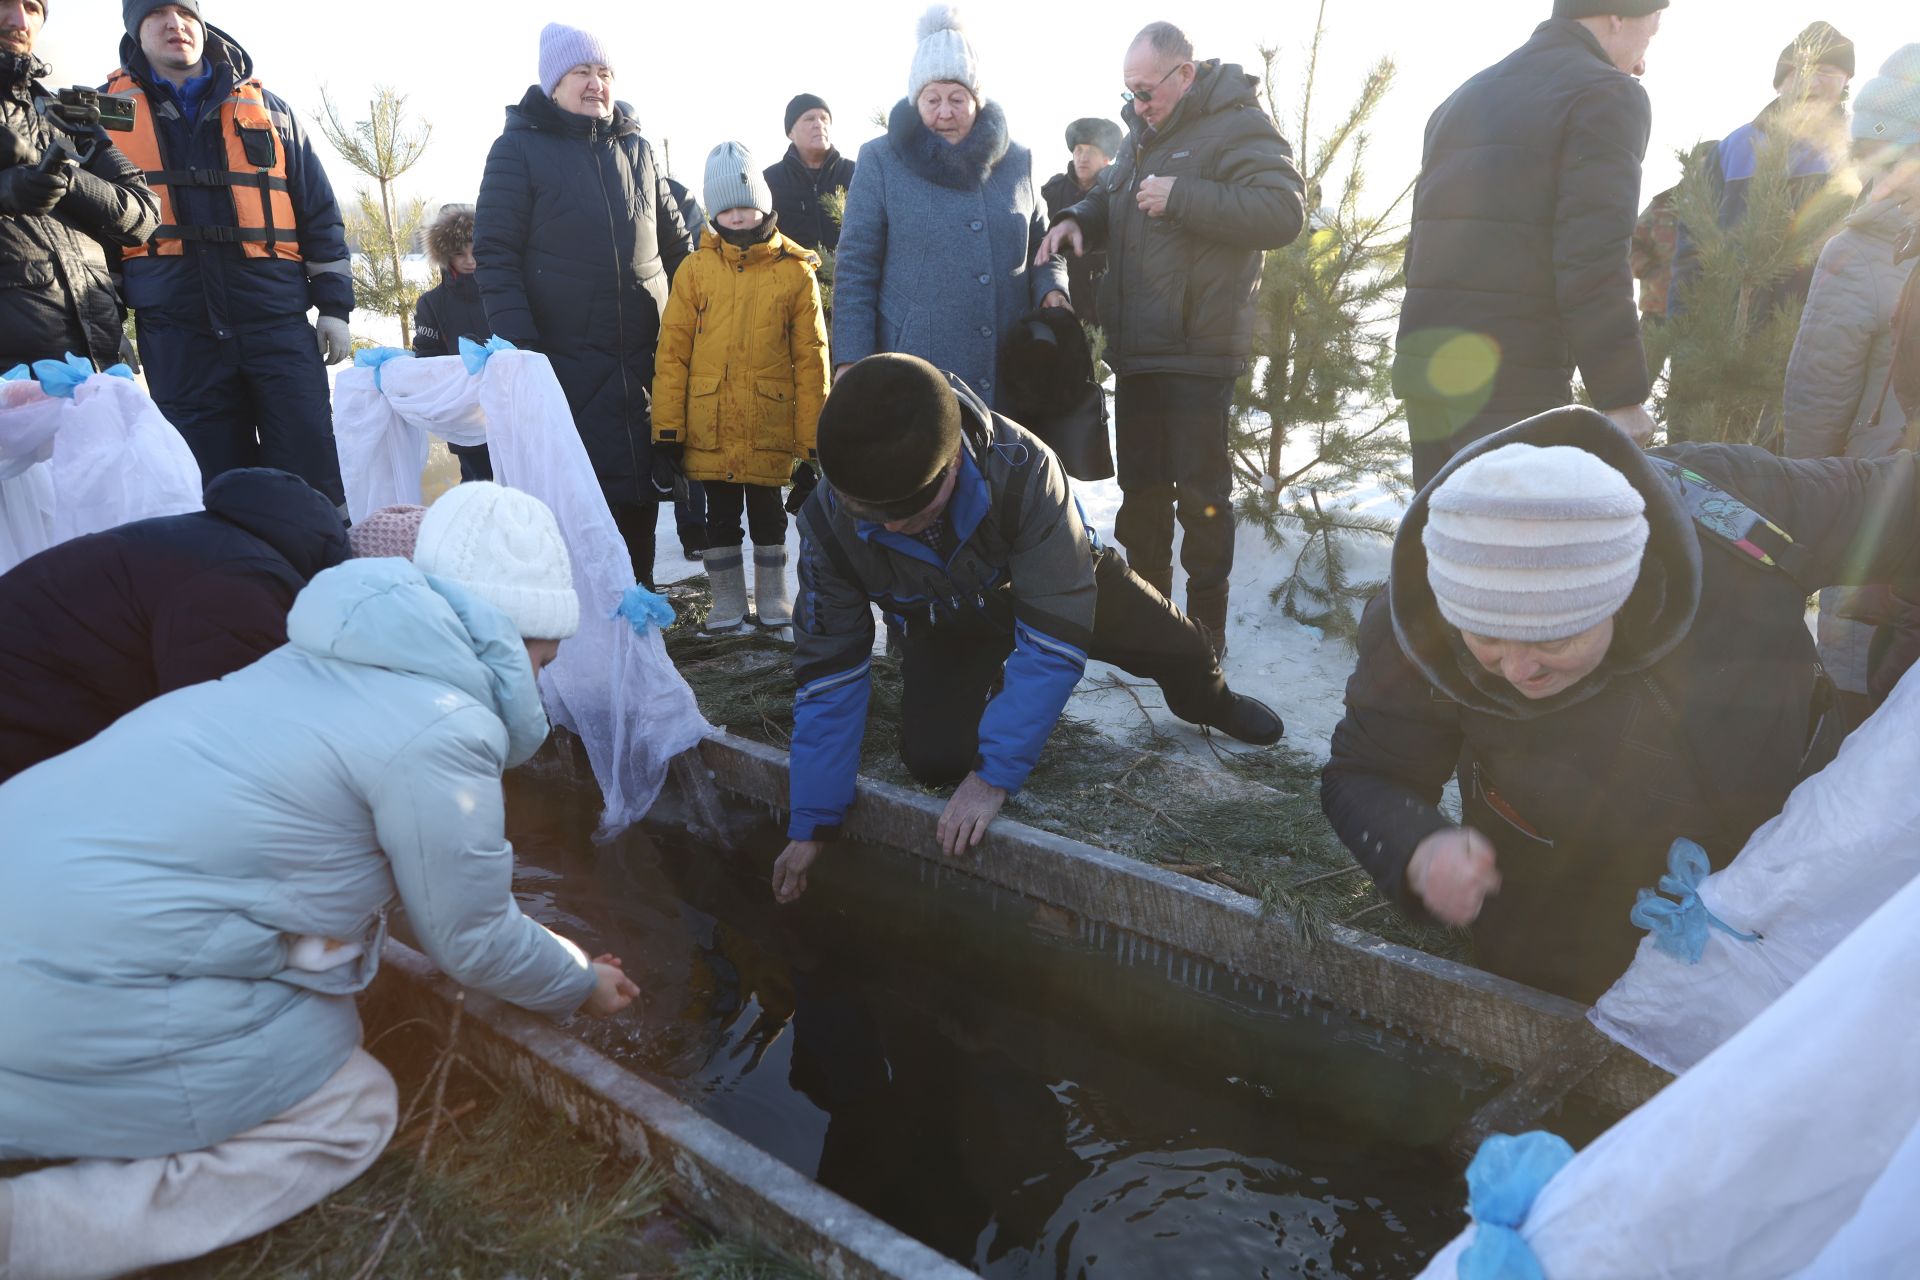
[1064,117,1123,157]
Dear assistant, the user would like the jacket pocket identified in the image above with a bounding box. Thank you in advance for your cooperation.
[754,377,797,449]
[687,374,722,450]
[1469,759,1555,850]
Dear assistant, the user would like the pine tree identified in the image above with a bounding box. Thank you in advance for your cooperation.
[1232,4,1410,643]
[317,88,432,348]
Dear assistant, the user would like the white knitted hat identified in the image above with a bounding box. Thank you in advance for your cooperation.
[413,482,579,640]
[1422,444,1649,642]
[540,22,613,98]
[909,5,980,102]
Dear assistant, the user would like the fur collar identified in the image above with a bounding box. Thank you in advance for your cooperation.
[886,97,1011,191]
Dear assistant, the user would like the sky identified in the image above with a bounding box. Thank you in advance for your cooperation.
[36,3,1918,231]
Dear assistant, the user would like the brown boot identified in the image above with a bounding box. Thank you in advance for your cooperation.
[1187,582,1229,661]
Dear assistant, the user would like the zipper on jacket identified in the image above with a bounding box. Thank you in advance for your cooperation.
[590,136,640,493]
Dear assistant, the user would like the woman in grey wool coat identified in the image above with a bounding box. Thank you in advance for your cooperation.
[831,5,1070,407]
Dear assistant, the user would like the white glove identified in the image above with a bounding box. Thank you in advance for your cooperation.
[117,332,141,374]
[315,315,352,366]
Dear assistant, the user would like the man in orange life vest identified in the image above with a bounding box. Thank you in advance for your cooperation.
[105,1,353,510]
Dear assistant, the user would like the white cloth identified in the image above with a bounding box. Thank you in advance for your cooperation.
[1592,658,1920,1074]
[1,1048,396,1280]
[1418,864,1920,1280]
[0,375,202,574]
[331,351,714,832]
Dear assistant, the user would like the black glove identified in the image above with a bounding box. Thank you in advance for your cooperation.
[785,460,819,514]
[650,443,684,499]
[0,127,34,170]
[0,161,72,217]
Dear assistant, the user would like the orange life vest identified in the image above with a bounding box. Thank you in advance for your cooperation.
[103,68,303,262]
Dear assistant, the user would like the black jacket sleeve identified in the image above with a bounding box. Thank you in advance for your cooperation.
[1165,115,1306,252]
[57,126,159,247]
[1554,77,1653,410]
[650,140,693,283]
[1321,593,1462,905]
[150,571,297,694]
[268,90,354,320]
[412,290,448,358]
[474,134,540,348]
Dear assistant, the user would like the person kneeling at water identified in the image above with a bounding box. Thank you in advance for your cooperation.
[0,482,639,1280]
[1322,407,1920,1003]
[771,354,1283,902]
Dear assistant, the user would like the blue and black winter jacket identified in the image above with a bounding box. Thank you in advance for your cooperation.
[787,376,1098,840]
[108,27,352,335]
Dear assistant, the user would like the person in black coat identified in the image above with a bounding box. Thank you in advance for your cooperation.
[413,203,493,482]
[0,467,348,783]
[1322,407,1920,1002]
[763,93,856,254]
[1391,2,1668,488]
[474,23,692,588]
[1039,117,1121,317]
[0,4,158,372]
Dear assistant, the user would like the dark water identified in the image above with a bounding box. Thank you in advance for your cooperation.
[499,766,1492,1278]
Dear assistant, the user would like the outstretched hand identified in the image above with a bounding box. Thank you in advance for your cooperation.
[1035,219,1085,266]
[937,772,1007,857]
[1406,827,1501,927]
[773,839,823,904]
[582,954,639,1016]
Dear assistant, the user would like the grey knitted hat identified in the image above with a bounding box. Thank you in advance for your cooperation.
[909,5,980,102]
[703,142,773,218]
[1855,45,1920,150]
[125,0,201,39]
[1423,443,1649,642]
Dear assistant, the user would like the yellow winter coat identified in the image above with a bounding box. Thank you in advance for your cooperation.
[652,227,829,487]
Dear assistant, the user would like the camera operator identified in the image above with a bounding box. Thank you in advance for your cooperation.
[0,0,157,372]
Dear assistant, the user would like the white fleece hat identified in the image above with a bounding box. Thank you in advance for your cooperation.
[1422,444,1649,642]
[413,482,579,640]
[909,5,980,102]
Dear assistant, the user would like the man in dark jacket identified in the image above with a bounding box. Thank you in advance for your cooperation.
[0,466,347,782]
[104,2,354,510]
[0,0,157,372]
[1392,1,1666,488]
[474,24,693,586]
[1037,22,1305,656]
[412,202,494,483]
[1322,407,1920,1002]
[769,355,1282,904]
[764,93,855,254]
[1040,116,1121,316]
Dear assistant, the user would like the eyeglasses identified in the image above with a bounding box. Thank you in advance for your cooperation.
[1122,63,1189,106]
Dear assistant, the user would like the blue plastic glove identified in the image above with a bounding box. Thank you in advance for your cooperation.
[616,584,677,635]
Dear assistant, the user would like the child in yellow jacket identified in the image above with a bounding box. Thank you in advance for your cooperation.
[654,141,830,631]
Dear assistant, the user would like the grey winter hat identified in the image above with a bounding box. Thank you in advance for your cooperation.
[703,142,773,218]
[909,5,980,102]
[1065,117,1123,157]
[1423,443,1649,642]
[1855,45,1920,150]
[125,0,201,38]
[1552,0,1667,18]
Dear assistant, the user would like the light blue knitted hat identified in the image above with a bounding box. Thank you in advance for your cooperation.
[1854,45,1920,150]
[703,142,773,218]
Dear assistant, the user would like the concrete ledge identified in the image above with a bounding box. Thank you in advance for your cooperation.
[366,940,978,1280]
[696,734,1671,1114]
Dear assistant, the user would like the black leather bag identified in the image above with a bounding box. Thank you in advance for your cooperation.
[998,307,1114,482]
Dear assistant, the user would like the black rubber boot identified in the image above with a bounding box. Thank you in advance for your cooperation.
[1187,582,1229,660]
[1212,693,1283,746]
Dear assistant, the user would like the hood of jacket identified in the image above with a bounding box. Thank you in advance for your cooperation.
[505,83,639,142]
[697,223,817,270]
[1120,59,1261,142]
[1844,189,1920,244]
[1387,407,1704,720]
[285,558,551,767]
[886,97,1011,191]
[202,467,349,582]
[118,22,253,91]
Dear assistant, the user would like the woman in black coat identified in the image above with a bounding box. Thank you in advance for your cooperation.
[474,25,692,587]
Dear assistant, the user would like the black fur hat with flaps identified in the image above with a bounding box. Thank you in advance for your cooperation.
[997,308,1114,482]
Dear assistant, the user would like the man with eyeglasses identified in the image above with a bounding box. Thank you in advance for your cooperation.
[769,354,1285,905]
[1034,21,1304,660]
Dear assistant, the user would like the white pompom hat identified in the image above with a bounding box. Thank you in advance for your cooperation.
[412,482,579,640]
[909,5,980,102]
[1422,443,1649,643]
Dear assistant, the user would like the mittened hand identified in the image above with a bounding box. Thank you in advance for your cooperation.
[0,126,35,169]
[784,460,818,514]
[649,447,683,498]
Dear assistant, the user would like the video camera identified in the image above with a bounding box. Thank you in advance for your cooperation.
[31,87,137,174]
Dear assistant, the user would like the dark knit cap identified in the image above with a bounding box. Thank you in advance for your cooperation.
[785,93,831,136]
[817,354,962,518]
[124,0,201,39]
[1065,117,1123,157]
[1775,22,1854,89]
[1552,0,1667,18]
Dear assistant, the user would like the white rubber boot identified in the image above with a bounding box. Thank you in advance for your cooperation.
[754,544,794,627]
[704,547,748,631]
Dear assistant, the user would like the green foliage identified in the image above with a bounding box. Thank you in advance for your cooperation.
[317,87,432,348]
[814,186,848,314]
[1233,4,1410,644]
[1658,106,1853,445]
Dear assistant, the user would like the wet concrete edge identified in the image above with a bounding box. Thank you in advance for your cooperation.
[695,733,1673,1114]
[366,940,981,1280]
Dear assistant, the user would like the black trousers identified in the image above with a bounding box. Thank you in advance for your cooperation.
[896,547,1233,785]
[449,442,494,483]
[611,498,659,589]
[1112,372,1237,592]
[703,480,788,548]
[137,314,346,506]
[1404,393,1564,490]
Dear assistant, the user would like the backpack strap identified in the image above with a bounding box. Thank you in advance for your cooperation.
[1645,455,1814,584]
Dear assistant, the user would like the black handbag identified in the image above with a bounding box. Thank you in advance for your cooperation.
[998,307,1114,482]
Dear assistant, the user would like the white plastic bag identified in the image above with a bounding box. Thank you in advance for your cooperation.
[1591,660,1920,1073]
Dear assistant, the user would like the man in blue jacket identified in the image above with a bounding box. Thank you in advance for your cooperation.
[770,354,1283,903]
[104,1,353,509]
